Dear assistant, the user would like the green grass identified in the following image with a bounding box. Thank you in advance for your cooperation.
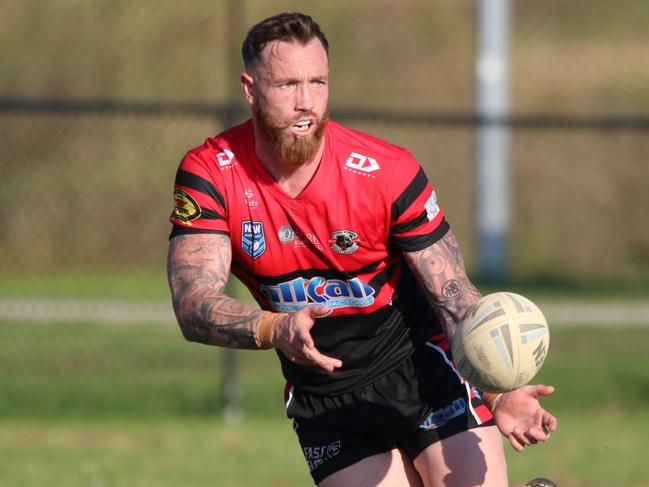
[2,413,647,487]
[1,322,649,486]
[505,410,649,487]
[0,418,311,487]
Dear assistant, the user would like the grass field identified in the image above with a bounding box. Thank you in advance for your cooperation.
[1,321,649,486]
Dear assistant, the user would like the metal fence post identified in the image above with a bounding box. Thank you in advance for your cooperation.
[220,0,246,423]
[475,0,511,282]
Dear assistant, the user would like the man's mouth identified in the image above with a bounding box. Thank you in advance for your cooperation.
[292,119,314,133]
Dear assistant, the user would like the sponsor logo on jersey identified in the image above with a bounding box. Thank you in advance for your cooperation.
[418,398,466,430]
[260,276,375,312]
[425,191,440,221]
[278,226,323,250]
[344,152,380,177]
[173,188,201,225]
[241,220,266,259]
[244,188,259,208]
[216,149,235,167]
[329,230,359,254]
[278,225,296,243]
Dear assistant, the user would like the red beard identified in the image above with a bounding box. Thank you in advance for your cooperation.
[254,103,329,168]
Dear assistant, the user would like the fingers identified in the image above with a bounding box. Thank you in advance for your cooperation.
[296,305,330,348]
[279,305,341,372]
[507,430,526,452]
[508,418,557,452]
[542,413,558,433]
[302,305,331,319]
[508,427,545,452]
[530,384,555,397]
[303,347,343,373]
[286,345,342,373]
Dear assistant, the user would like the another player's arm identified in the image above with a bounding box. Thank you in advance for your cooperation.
[403,228,481,343]
[167,233,274,349]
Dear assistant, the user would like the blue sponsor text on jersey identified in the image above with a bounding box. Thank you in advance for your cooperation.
[260,277,375,312]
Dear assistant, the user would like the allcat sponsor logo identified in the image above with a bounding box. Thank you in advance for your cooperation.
[260,276,375,312]
[419,398,466,430]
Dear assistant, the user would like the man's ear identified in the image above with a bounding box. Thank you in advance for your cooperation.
[241,72,255,106]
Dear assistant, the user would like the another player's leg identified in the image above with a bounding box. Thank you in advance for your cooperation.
[412,424,508,487]
[319,448,423,487]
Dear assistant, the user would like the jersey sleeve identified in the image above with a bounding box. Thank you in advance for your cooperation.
[389,151,450,251]
[169,149,229,239]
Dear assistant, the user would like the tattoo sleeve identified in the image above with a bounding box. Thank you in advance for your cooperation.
[167,233,263,349]
[403,229,481,342]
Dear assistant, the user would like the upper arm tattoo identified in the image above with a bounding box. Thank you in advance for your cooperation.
[167,234,262,349]
[404,230,481,340]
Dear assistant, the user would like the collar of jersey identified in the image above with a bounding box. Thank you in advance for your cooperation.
[245,124,331,209]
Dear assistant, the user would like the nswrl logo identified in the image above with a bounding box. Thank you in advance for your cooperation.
[241,220,266,259]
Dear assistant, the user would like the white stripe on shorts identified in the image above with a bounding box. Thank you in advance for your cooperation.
[425,341,484,426]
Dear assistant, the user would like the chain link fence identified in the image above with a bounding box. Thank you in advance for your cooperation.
[1,0,648,417]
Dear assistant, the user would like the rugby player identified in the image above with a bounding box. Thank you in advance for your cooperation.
[167,12,558,486]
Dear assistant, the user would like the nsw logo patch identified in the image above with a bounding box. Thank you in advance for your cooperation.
[241,220,266,259]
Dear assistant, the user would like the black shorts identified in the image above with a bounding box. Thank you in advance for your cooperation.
[285,336,495,484]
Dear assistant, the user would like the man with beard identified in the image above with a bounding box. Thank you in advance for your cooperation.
[167,12,558,487]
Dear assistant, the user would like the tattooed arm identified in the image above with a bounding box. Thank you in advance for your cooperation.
[167,233,343,371]
[167,233,265,349]
[403,228,481,343]
[406,230,559,443]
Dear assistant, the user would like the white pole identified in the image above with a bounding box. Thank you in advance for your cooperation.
[476,0,511,281]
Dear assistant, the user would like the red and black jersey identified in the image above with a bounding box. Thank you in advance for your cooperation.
[170,120,449,394]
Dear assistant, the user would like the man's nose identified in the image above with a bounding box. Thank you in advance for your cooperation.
[295,83,314,112]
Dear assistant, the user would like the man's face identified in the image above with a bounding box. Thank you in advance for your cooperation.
[245,38,329,167]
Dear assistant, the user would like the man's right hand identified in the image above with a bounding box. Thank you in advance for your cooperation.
[272,305,343,373]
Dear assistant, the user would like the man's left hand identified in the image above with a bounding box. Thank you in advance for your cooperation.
[491,384,558,452]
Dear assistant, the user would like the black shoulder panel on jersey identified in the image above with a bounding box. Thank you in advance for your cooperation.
[201,208,225,220]
[169,224,229,240]
[175,169,226,209]
[393,218,450,251]
[390,209,429,235]
[391,167,428,221]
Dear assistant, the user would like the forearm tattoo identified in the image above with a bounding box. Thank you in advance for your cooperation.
[167,234,262,349]
[405,230,481,340]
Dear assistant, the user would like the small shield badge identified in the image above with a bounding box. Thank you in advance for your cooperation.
[241,220,266,259]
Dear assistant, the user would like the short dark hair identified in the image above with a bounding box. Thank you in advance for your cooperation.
[242,12,329,68]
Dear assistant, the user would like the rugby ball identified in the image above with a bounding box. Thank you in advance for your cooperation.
[452,292,549,393]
